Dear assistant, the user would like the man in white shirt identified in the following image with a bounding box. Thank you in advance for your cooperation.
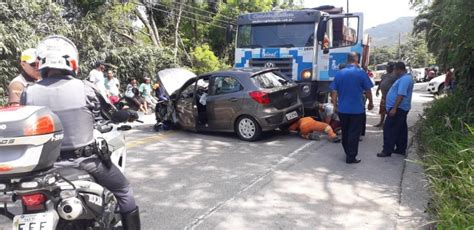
[88,61,107,96]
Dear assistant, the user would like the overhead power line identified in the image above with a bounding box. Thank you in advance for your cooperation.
[153,1,235,26]
[131,2,228,29]
[172,0,234,21]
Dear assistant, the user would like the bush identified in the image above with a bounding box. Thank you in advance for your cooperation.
[107,45,176,85]
[190,44,229,75]
[419,92,474,228]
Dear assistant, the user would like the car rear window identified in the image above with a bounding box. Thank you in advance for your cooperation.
[251,72,289,89]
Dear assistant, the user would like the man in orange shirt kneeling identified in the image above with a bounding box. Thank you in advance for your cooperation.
[289,117,341,143]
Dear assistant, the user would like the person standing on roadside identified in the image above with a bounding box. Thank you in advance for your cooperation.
[377,62,414,157]
[88,60,107,97]
[105,70,120,104]
[374,62,398,127]
[444,68,455,94]
[7,48,41,106]
[330,52,374,164]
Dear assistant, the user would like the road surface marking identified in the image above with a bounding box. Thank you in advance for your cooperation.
[126,131,176,148]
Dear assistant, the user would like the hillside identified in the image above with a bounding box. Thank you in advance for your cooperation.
[365,16,415,47]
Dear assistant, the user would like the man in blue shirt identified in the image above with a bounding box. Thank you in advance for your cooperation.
[330,52,374,164]
[377,62,414,157]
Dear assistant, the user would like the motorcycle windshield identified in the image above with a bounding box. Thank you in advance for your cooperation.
[156,68,197,97]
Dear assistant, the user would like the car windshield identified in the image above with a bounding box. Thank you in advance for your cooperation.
[252,72,289,89]
[237,22,315,48]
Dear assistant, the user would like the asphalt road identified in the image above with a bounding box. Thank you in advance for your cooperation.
[0,83,432,229]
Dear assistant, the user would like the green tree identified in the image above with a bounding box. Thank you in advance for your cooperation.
[191,44,229,74]
[371,46,396,65]
[404,34,435,68]
[0,0,176,99]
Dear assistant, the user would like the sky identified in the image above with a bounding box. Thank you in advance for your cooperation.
[303,0,418,29]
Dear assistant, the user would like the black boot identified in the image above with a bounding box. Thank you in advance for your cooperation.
[121,207,141,230]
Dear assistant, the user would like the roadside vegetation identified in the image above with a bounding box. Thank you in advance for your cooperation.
[411,0,474,228]
[418,93,473,228]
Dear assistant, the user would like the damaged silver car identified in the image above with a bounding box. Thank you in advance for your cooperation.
[156,68,303,141]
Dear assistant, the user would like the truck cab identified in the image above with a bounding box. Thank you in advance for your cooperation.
[234,6,366,110]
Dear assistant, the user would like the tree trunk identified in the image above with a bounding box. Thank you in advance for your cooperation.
[114,30,137,43]
[174,1,183,63]
[150,10,162,47]
[178,33,193,65]
[135,8,158,46]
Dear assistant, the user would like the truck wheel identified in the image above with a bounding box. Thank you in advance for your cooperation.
[235,115,262,141]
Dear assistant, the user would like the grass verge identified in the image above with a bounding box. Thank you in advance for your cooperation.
[418,92,474,228]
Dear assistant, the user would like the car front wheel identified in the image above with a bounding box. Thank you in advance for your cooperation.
[235,115,262,141]
[436,84,445,95]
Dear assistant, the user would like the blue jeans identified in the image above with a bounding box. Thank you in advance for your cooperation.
[383,108,409,154]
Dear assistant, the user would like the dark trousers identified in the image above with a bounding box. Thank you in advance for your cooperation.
[361,112,366,136]
[338,113,365,161]
[55,156,137,214]
[383,108,409,154]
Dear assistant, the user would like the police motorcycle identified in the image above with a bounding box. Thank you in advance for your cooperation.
[0,96,136,229]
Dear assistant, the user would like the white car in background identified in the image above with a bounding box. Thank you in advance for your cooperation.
[427,74,446,94]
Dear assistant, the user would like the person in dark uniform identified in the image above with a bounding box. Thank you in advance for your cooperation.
[330,52,374,164]
[21,35,140,229]
[377,62,414,157]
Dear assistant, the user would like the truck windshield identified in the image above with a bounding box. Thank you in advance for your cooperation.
[237,22,315,48]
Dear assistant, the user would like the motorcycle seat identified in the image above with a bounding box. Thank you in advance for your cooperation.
[57,167,93,182]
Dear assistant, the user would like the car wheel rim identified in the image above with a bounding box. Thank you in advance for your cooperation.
[239,118,256,139]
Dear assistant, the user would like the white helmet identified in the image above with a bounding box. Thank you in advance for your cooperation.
[36,35,79,75]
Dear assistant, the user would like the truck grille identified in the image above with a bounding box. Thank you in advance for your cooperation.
[249,58,293,79]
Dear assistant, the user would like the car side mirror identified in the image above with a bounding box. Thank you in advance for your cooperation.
[323,48,329,54]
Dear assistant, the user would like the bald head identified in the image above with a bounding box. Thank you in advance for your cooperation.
[347,52,359,64]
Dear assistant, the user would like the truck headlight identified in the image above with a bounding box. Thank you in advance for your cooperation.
[301,69,312,80]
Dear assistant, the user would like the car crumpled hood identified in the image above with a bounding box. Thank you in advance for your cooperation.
[156,68,197,96]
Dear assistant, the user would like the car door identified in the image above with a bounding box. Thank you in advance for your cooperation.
[206,75,245,131]
[175,80,198,131]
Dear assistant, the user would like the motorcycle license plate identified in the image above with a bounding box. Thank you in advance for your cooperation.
[285,111,298,121]
[13,212,54,230]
